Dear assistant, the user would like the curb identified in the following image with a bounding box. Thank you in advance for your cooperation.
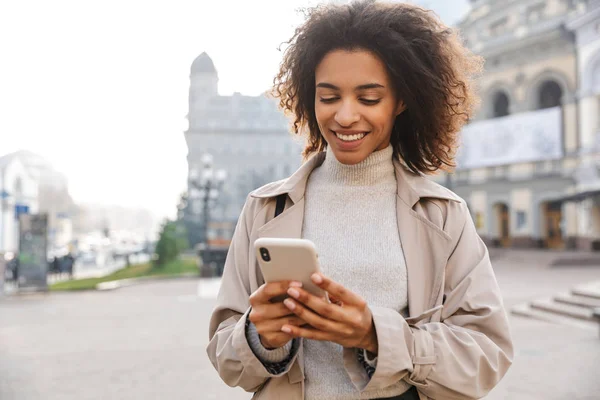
[95,273,200,291]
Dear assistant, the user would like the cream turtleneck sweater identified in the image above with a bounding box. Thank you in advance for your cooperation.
[247,144,410,399]
[301,145,410,400]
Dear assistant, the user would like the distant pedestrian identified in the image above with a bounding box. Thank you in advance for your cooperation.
[65,253,75,279]
[53,256,61,276]
[207,2,513,399]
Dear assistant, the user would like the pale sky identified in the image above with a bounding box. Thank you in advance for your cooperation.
[0,0,469,220]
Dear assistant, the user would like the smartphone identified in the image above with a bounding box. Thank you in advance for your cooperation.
[254,238,327,300]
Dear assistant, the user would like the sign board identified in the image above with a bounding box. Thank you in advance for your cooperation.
[15,204,30,221]
[0,258,5,295]
[17,213,48,291]
[456,106,563,169]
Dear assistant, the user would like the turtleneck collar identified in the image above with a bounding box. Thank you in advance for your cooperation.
[320,144,395,186]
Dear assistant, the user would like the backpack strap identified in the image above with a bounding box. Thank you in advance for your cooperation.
[274,194,287,218]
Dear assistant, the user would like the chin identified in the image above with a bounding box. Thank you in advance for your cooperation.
[329,147,369,165]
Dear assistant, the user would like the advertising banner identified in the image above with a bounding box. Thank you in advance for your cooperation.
[17,213,48,291]
[456,107,563,169]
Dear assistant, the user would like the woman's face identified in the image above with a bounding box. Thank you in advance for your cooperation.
[314,49,406,165]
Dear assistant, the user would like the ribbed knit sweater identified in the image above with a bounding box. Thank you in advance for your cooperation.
[301,145,410,399]
[247,145,410,399]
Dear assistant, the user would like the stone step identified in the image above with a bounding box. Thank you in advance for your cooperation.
[530,299,594,321]
[554,293,600,309]
[572,281,600,300]
[511,303,597,332]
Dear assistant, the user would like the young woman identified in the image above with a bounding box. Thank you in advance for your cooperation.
[207,1,513,399]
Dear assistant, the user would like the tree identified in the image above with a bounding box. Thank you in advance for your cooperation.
[153,219,189,267]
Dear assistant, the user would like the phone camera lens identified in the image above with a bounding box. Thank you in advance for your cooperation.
[259,247,271,262]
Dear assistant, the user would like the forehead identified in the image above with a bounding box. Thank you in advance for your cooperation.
[315,49,391,87]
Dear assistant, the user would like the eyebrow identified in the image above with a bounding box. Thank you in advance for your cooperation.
[316,82,385,90]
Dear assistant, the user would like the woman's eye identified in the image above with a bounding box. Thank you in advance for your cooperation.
[319,97,338,103]
[360,99,381,105]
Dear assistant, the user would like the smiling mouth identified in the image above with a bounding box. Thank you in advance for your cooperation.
[333,131,369,142]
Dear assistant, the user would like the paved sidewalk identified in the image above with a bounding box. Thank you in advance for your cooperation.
[0,249,599,400]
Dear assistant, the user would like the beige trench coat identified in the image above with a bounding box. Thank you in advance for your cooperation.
[207,152,513,400]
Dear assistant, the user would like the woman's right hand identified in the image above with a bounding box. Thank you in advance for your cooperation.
[249,281,306,349]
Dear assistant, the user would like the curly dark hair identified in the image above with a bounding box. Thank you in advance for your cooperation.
[271,0,483,174]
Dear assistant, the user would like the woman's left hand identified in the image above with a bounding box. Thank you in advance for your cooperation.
[281,273,378,354]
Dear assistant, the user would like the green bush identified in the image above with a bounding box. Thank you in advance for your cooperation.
[154,220,189,267]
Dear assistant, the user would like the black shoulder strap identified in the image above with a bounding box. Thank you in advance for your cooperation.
[274,194,286,218]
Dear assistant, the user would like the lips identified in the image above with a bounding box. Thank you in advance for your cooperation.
[330,129,370,150]
[332,130,370,142]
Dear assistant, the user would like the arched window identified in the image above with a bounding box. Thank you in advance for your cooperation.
[538,80,563,109]
[492,91,510,118]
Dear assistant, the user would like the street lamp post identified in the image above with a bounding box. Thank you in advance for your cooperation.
[0,189,8,294]
[189,154,227,276]
[0,189,11,255]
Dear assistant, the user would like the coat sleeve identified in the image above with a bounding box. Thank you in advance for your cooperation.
[206,197,301,392]
[344,201,514,399]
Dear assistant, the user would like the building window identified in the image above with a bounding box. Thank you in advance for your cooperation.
[538,80,563,109]
[492,91,510,118]
[516,211,527,230]
[475,212,485,229]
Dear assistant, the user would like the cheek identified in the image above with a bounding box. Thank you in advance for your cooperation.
[367,108,396,131]
[314,104,333,126]
[381,105,399,129]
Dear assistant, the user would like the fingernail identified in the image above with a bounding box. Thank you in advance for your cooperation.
[311,273,322,284]
[281,326,292,334]
[289,281,303,288]
[287,288,300,298]
[284,298,296,310]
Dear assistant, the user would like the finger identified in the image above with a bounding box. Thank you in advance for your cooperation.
[311,273,366,308]
[249,302,296,323]
[256,316,306,335]
[281,324,337,342]
[250,281,297,305]
[260,332,293,349]
[329,296,344,306]
[283,298,349,335]
[287,287,346,322]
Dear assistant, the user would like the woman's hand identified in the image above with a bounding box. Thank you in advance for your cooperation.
[248,281,307,349]
[280,273,378,354]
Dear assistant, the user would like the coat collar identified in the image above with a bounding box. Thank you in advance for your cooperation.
[250,151,461,207]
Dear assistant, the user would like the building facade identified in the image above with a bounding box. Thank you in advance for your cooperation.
[434,0,600,250]
[0,154,39,254]
[184,52,304,243]
[0,151,75,255]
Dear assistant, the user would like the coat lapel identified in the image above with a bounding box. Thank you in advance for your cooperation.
[393,161,457,321]
[256,198,305,240]
[396,200,453,320]
[396,201,430,318]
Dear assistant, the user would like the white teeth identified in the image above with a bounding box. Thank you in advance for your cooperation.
[335,132,366,141]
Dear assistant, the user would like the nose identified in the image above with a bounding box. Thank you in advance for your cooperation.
[334,100,360,127]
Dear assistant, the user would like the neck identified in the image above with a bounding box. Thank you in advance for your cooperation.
[321,145,395,186]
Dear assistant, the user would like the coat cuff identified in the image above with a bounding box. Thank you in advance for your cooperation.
[246,320,294,363]
[356,348,377,378]
[363,349,378,367]
[343,306,415,392]
[231,308,300,378]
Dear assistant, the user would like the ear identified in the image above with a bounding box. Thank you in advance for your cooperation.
[395,100,407,116]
